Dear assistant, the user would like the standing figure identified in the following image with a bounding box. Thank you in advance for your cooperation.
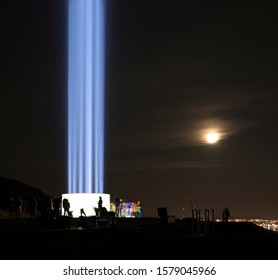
[115,195,121,217]
[30,196,39,218]
[53,196,62,217]
[10,197,16,217]
[15,196,22,218]
[98,196,103,212]
[136,201,142,217]
[222,207,230,222]
[63,198,70,216]
[131,202,137,217]
[50,196,54,211]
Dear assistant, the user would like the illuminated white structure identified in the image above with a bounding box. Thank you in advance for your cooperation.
[61,193,110,218]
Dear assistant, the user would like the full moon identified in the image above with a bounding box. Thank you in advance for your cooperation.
[205,132,220,144]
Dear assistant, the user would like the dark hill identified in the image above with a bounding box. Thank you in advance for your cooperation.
[0,217,278,259]
[0,177,51,216]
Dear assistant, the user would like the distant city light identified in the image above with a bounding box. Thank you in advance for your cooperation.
[67,0,105,193]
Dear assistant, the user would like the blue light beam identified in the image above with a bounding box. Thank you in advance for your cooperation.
[68,0,105,194]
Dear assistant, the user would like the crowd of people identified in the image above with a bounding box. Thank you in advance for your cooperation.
[112,196,142,218]
[10,195,40,218]
[58,197,230,222]
[8,194,230,222]
[58,195,143,218]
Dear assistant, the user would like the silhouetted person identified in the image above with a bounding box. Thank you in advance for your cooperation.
[14,196,22,218]
[136,200,142,217]
[222,207,230,222]
[98,196,103,212]
[10,197,16,217]
[30,196,38,218]
[62,198,70,216]
[80,208,86,217]
[131,202,137,217]
[50,196,54,211]
[78,215,88,230]
[94,207,99,216]
[115,195,121,217]
[100,207,108,217]
[52,196,61,218]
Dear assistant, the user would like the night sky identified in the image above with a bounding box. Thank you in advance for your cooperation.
[2,0,278,219]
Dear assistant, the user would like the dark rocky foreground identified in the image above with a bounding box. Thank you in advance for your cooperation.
[1,217,278,260]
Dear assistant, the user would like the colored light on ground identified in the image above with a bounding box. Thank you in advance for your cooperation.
[67,0,105,193]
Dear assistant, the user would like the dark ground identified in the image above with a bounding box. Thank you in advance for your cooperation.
[1,217,278,260]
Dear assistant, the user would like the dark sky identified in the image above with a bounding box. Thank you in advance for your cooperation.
[1,0,278,219]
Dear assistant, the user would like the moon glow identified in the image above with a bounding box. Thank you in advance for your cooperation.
[205,132,220,144]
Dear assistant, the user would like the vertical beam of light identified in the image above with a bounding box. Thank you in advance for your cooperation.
[68,0,105,194]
